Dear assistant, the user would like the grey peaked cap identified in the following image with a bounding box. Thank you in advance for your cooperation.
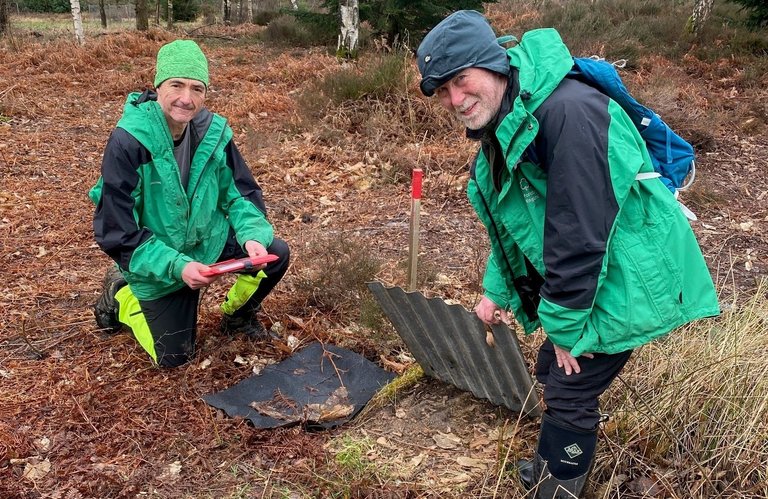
[417,10,510,96]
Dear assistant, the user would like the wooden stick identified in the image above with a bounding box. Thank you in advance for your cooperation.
[407,169,423,292]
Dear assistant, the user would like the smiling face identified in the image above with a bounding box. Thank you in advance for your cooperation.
[156,77,207,139]
[435,68,508,130]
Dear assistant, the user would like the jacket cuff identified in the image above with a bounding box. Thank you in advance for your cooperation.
[537,298,590,353]
[483,289,508,310]
[171,254,194,281]
[236,226,274,253]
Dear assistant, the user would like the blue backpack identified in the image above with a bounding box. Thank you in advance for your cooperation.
[497,34,698,219]
[569,56,696,196]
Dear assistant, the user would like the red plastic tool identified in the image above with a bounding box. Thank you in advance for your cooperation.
[200,254,279,277]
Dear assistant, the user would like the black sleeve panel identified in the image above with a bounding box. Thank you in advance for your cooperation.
[533,78,619,310]
[224,140,268,216]
[93,128,154,271]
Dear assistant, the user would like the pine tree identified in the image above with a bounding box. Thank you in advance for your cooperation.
[324,0,494,47]
[728,0,768,28]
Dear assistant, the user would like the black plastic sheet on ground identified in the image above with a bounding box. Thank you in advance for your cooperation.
[202,342,396,429]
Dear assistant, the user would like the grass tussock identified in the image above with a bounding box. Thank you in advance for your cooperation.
[294,51,458,185]
[253,10,282,26]
[488,0,768,137]
[294,234,382,320]
[312,52,409,105]
[365,364,424,410]
[489,0,762,62]
[260,14,327,48]
[599,285,768,497]
[298,50,453,132]
[322,434,392,495]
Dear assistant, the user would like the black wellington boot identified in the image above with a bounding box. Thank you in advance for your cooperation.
[518,413,597,499]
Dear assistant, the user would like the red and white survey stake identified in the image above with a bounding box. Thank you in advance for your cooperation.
[407,168,423,292]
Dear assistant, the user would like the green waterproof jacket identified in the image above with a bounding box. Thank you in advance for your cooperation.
[467,29,719,356]
[89,91,274,300]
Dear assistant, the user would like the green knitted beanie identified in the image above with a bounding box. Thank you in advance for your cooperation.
[154,39,209,88]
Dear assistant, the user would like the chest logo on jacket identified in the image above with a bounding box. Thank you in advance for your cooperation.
[520,177,540,204]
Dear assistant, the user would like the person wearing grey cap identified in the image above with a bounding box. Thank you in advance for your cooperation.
[417,10,718,498]
[88,40,291,368]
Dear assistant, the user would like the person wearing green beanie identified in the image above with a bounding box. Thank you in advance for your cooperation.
[88,39,291,368]
[154,39,209,89]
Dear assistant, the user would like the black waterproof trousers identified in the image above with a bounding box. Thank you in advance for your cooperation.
[136,236,290,367]
[535,338,633,431]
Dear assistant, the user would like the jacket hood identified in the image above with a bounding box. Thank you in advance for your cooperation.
[506,28,574,114]
[118,91,215,155]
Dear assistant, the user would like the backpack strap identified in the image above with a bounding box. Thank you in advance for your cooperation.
[496,35,518,46]
[678,160,697,191]
[635,172,661,180]
[635,172,698,221]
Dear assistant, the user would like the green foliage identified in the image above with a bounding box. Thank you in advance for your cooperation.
[288,8,339,45]
[316,52,407,104]
[727,0,768,28]
[161,0,200,22]
[18,0,69,14]
[358,295,388,331]
[199,0,216,23]
[261,11,337,47]
[330,435,386,484]
[503,0,764,62]
[260,14,314,47]
[253,10,281,26]
[173,0,200,22]
[296,51,409,123]
[320,0,495,47]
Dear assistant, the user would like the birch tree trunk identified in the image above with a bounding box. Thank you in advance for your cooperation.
[98,0,107,28]
[0,0,9,35]
[689,0,715,34]
[337,0,359,58]
[167,0,173,29]
[246,0,252,23]
[136,0,149,31]
[69,0,84,45]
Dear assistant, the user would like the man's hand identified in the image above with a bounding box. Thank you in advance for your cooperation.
[552,343,594,375]
[181,262,220,290]
[244,240,268,270]
[475,296,510,325]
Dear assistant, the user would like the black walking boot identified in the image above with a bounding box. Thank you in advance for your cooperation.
[93,266,127,334]
[518,413,597,498]
[221,306,276,340]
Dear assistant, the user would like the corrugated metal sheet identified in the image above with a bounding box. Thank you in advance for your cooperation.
[368,282,541,417]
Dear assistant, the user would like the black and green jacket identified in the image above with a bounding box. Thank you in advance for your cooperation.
[468,29,719,356]
[89,91,274,301]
